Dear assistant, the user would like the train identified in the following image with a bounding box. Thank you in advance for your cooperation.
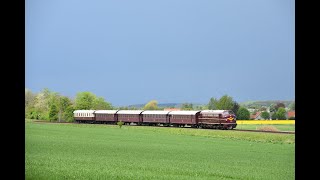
[73,109,237,130]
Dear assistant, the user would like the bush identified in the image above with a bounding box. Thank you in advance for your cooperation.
[117,121,124,128]
[236,107,250,120]
[288,116,295,120]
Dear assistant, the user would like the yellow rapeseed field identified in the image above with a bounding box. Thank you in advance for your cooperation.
[237,120,295,125]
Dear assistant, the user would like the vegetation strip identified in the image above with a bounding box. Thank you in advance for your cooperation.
[30,120,295,135]
[234,129,295,134]
[237,120,295,124]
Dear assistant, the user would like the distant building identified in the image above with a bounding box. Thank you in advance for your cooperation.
[247,108,257,113]
[287,111,295,119]
[250,111,263,120]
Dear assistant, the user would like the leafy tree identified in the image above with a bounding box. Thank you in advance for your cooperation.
[261,111,270,120]
[208,98,218,110]
[208,95,239,115]
[93,97,113,110]
[216,95,234,110]
[181,103,193,110]
[276,107,287,120]
[25,88,35,107]
[33,88,53,120]
[275,102,286,111]
[232,102,240,115]
[289,102,295,111]
[34,88,51,111]
[236,107,250,120]
[208,95,238,111]
[49,104,58,121]
[57,96,73,122]
[75,92,97,110]
[271,113,277,120]
[143,100,158,110]
[63,106,75,122]
[26,107,40,119]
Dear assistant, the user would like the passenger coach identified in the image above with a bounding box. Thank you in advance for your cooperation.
[141,110,171,126]
[95,110,119,123]
[73,110,95,123]
[168,111,200,127]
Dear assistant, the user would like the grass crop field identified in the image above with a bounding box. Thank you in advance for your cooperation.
[26,121,295,180]
[236,124,295,131]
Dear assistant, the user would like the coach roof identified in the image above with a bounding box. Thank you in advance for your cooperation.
[94,110,119,114]
[200,110,226,114]
[116,110,144,114]
[168,111,200,115]
[73,110,95,113]
[142,111,171,115]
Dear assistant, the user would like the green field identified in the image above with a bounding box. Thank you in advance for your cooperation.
[26,122,295,180]
[235,124,295,131]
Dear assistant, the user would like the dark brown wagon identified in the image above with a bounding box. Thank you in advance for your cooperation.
[94,110,119,123]
[168,111,200,127]
[116,110,144,125]
[141,110,171,126]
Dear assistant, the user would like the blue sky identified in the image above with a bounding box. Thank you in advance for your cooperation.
[26,0,295,106]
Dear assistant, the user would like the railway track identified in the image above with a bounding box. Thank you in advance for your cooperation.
[29,120,295,134]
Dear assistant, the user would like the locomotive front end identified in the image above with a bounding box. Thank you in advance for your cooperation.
[223,110,237,129]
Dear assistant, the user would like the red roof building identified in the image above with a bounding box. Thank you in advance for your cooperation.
[250,111,263,120]
[287,111,295,118]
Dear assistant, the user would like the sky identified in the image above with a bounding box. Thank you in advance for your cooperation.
[26,0,295,106]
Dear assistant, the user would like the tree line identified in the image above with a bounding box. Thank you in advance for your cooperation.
[25,88,112,122]
[25,88,294,121]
